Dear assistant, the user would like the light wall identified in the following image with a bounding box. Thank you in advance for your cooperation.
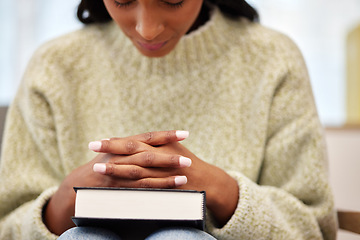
[0,0,81,105]
[326,128,360,240]
[249,0,360,126]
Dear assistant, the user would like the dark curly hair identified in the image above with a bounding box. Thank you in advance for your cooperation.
[77,0,259,24]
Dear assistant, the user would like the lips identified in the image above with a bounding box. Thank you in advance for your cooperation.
[137,41,168,51]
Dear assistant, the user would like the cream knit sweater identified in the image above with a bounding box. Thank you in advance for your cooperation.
[0,8,337,240]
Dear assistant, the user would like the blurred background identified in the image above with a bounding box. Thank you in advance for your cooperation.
[0,0,359,238]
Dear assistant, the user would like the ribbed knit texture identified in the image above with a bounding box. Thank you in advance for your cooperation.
[0,8,337,240]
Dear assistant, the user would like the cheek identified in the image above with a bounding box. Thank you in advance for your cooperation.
[114,17,135,36]
[103,2,134,34]
[110,14,137,38]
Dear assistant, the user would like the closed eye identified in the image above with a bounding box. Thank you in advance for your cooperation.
[113,0,184,9]
[114,0,136,8]
[161,0,184,9]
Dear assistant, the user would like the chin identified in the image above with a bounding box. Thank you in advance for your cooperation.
[133,40,177,58]
[138,49,171,58]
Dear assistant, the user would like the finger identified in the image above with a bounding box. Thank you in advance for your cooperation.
[135,176,188,188]
[89,130,189,153]
[105,176,188,189]
[89,138,150,154]
[126,130,189,146]
[109,152,192,168]
[88,130,189,154]
[93,163,177,179]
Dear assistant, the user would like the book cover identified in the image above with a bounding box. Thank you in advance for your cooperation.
[72,187,206,239]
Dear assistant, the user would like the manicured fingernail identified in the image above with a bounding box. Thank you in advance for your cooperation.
[89,141,102,151]
[93,163,106,174]
[179,157,192,167]
[174,176,188,186]
[176,131,189,141]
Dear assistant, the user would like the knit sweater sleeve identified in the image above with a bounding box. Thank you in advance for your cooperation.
[0,44,63,240]
[207,36,337,239]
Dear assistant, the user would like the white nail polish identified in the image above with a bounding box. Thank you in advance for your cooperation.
[176,131,189,140]
[179,157,192,167]
[174,176,188,186]
[89,141,102,151]
[93,163,106,174]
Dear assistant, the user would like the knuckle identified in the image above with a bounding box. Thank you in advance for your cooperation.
[169,155,179,167]
[142,132,154,144]
[101,140,111,151]
[165,178,176,188]
[106,164,115,176]
[138,179,152,188]
[129,166,142,179]
[125,140,137,154]
[143,152,155,166]
[165,131,173,142]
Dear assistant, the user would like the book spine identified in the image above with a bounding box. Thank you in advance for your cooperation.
[202,191,206,230]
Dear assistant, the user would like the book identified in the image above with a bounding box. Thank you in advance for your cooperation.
[72,187,206,239]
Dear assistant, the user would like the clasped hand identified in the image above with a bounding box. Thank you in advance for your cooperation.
[88,130,203,190]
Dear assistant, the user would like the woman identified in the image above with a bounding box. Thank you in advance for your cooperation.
[0,0,337,239]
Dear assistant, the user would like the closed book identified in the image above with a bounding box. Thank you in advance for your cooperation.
[72,187,206,239]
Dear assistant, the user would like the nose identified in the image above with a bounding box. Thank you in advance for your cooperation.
[135,7,165,41]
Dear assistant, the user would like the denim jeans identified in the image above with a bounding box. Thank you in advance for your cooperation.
[58,226,217,240]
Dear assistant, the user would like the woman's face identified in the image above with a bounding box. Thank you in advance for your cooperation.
[103,0,204,57]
